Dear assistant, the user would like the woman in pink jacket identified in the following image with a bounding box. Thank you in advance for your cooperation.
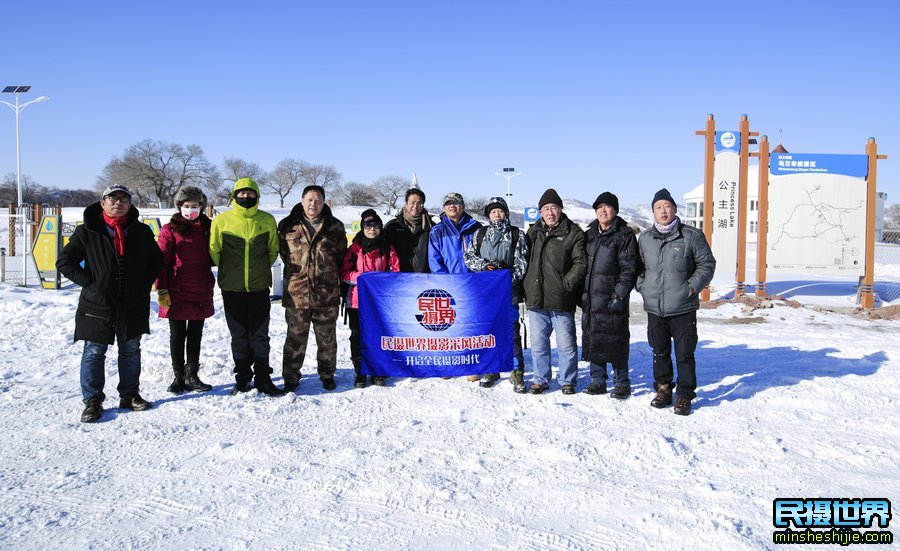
[341,209,400,388]
[157,186,216,393]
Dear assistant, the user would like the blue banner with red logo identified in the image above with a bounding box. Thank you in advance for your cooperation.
[357,271,513,377]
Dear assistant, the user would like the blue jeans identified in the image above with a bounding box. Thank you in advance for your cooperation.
[80,321,143,403]
[528,309,578,387]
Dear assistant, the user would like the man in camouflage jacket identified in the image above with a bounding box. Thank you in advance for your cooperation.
[278,185,347,391]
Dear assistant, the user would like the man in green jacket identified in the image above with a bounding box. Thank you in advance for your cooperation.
[524,188,587,395]
[210,178,283,396]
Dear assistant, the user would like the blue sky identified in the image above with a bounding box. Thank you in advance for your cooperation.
[2,1,898,208]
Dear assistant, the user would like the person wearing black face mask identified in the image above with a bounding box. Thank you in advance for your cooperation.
[234,192,258,209]
[209,179,283,396]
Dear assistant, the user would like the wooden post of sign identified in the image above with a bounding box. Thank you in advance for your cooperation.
[7,204,15,257]
[753,136,770,297]
[31,204,41,246]
[695,114,716,302]
[861,138,888,309]
[735,115,758,298]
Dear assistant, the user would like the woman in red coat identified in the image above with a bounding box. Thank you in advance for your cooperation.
[341,209,400,388]
[157,186,216,393]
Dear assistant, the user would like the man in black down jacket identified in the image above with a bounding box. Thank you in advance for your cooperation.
[524,188,587,395]
[57,185,162,423]
[383,188,433,273]
[636,188,715,416]
[580,192,640,399]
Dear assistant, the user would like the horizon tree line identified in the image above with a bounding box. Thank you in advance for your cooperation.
[0,138,432,214]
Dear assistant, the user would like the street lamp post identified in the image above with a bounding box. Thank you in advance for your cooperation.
[495,167,521,203]
[1,86,50,207]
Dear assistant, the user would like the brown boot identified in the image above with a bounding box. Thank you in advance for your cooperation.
[673,396,692,416]
[466,375,481,382]
[650,385,673,408]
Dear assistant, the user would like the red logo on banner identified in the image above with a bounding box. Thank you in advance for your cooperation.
[415,289,456,332]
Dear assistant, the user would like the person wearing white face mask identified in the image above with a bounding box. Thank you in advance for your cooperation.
[156,186,216,394]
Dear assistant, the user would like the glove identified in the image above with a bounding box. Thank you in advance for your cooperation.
[485,262,498,271]
[158,290,171,309]
[607,295,626,314]
[494,260,508,269]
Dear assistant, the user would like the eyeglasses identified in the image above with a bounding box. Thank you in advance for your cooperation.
[407,201,424,207]
[362,220,381,229]
[104,195,131,204]
[444,201,461,207]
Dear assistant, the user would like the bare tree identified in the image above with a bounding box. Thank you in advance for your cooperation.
[885,203,900,230]
[98,140,219,207]
[0,173,42,206]
[44,188,98,207]
[264,158,305,208]
[372,175,411,215]
[465,196,490,217]
[300,163,342,191]
[339,181,378,206]
[218,157,265,206]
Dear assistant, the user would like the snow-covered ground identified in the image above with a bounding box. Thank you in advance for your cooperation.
[0,203,898,549]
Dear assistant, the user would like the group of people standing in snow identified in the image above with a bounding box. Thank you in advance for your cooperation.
[58,179,715,424]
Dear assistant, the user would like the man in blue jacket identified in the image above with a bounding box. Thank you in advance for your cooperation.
[428,192,482,274]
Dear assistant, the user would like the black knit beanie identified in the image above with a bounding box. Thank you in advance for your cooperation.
[538,188,563,209]
[592,192,619,212]
[651,188,676,209]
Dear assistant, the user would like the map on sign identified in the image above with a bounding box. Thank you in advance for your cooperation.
[767,173,866,276]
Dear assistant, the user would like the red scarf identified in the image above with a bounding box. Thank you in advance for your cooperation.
[102,212,129,256]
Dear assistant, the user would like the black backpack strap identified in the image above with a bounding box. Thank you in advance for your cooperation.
[506,226,519,268]
[474,226,487,255]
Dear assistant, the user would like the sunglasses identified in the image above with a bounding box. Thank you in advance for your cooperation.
[362,220,382,229]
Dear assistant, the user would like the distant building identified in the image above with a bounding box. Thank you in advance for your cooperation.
[682,144,889,242]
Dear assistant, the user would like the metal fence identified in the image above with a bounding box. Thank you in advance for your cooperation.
[876,231,900,281]
[0,211,33,286]
[874,230,900,303]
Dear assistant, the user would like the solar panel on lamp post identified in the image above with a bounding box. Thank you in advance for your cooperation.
[494,167,521,204]
[1,86,50,207]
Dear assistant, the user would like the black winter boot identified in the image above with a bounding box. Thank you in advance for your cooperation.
[610,384,631,400]
[231,359,254,394]
[352,359,367,388]
[479,373,501,388]
[167,362,186,394]
[253,361,285,396]
[184,363,212,392]
[81,397,103,423]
